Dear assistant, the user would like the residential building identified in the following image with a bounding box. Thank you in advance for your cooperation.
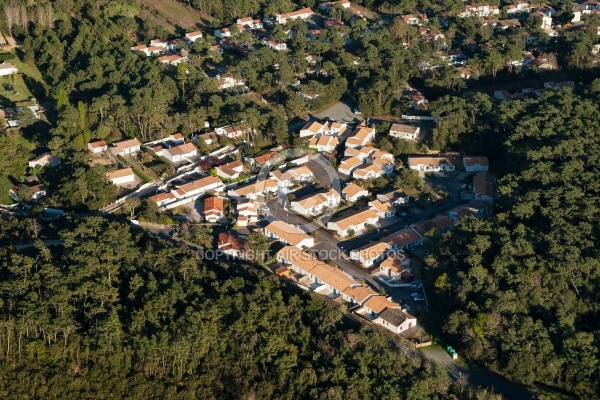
[309,134,339,152]
[319,0,351,12]
[369,150,395,175]
[162,142,198,163]
[106,168,135,186]
[236,198,259,226]
[184,31,203,44]
[300,121,325,138]
[345,122,375,148]
[290,189,341,216]
[473,172,496,203]
[261,37,288,51]
[350,241,391,267]
[0,62,18,76]
[375,307,417,334]
[369,200,396,219]
[342,182,369,202]
[407,156,459,173]
[87,140,107,153]
[378,253,412,279]
[157,54,186,65]
[327,208,379,237]
[338,156,363,176]
[28,153,60,169]
[218,231,245,258]
[172,176,224,200]
[389,123,420,140]
[227,178,278,200]
[269,7,314,25]
[377,189,410,206]
[204,196,226,223]
[387,227,423,250]
[264,221,315,248]
[214,123,254,139]
[111,138,141,156]
[353,164,384,180]
[216,73,245,90]
[270,165,314,187]
[252,151,279,167]
[463,156,489,172]
[216,160,244,180]
[148,191,177,208]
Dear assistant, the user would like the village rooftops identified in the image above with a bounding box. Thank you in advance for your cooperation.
[106,167,134,180]
[112,138,141,153]
[387,227,422,248]
[463,156,489,168]
[342,285,377,304]
[380,254,410,275]
[342,182,367,198]
[363,296,400,314]
[265,221,313,247]
[277,246,325,272]
[204,196,224,212]
[230,178,278,197]
[329,208,378,231]
[88,140,107,149]
[177,175,222,195]
[369,199,395,214]
[390,123,419,135]
[379,308,415,327]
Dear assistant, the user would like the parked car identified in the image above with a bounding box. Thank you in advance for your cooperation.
[410,292,422,299]
[413,295,425,302]
[410,284,423,292]
[354,108,362,114]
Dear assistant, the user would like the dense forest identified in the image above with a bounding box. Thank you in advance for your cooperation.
[428,89,600,398]
[0,216,497,399]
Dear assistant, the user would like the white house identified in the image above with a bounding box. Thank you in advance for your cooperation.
[389,123,420,140]
[327,208,379,237]
[203,196,226,223]
[185,31,203,44]
[172,176,224,200]
[106,167,135,186]
[236,198,259,226]
[111,138,141,156]
[473,172,496,204]
[407,156,458,173]
[28,153,60,169]
[270,8,314,25]
[345,123,375,148]
[463,156,489,172]
[270,165,314,188]
[162,142,198,163]
[369,200,396,219]
[350,241,391,267]
[87,140,108,153]
[228,178,278,200]
[261,37,288,51]
[148,191,177,208]
[342,183,369,203]
[215,160,244,180]
[377,189,409,206]
[216,74,245,90]
[290,189,341,216]
[375,307,417,334]
[353,164,384,180]
[264,220,315,248]
[300,121,325,138]
[214,123,254,139]
[0,62,18,76]
[309,135,339,152]
[338,156,363,176]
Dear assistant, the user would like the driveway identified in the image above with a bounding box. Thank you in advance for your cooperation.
[314,96,364,123]
[421,348,534,399]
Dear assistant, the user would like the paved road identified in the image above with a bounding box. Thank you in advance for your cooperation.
[422,348,534,399]
[340,182,462,251]
[1,239,64,250]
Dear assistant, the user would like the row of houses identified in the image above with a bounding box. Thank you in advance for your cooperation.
[493,81,575,102]
[350,201,492,268]
[276,246,417,334]
[407,155,489,173]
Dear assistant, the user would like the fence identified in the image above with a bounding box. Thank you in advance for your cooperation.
[402,115,440,121]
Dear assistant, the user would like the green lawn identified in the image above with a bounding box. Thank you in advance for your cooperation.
[0,74,34,106]
[0,176,14,204]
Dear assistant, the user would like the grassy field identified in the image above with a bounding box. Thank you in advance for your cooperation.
[140,0,212,31]
[0,74,34,106]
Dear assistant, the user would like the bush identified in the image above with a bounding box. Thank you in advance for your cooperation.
[0,53,16,61]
